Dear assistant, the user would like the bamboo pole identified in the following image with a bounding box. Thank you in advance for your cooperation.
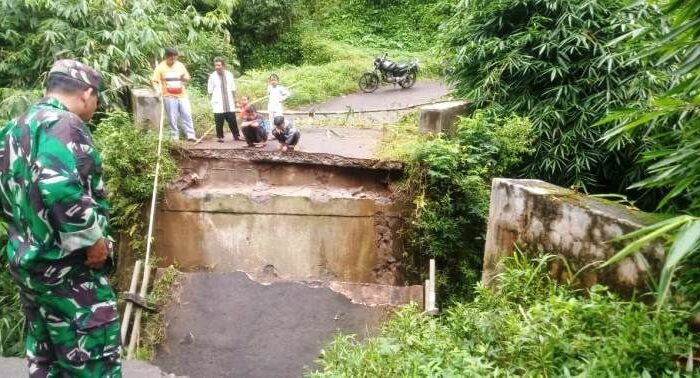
[120,260,142,344]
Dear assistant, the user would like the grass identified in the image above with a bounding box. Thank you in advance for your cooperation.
[135,265,182,361]
[376,111,427,160]
[310,253,698,377]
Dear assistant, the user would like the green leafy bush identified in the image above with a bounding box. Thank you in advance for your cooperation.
[229,0,303,70]
[0,88,41,124]
[598,0,700,311]
[0,0,236,102]
[311,254,697,377]
[93,111,179,253]
[442,0,668,198]
[401,112,534,299]
[0,221,24,358]
[313,0,445,52]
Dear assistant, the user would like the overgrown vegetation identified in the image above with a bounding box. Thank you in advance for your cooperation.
[390,112,534,299]
[596,0,700,310]
[230,0,444,70]
[136,266,182,360]
[312,0,445,52]
[0,222,23,357]
[92,111,179,254]
[311,254,697,376]
[0,0,236,103]
[442,0,668,203]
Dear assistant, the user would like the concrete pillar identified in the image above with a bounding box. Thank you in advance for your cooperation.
[482,178,666,298]
[418,101,470,135]
[130,88,161,129]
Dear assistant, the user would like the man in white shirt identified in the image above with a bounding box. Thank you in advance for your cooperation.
[208,57,240,142]
[266,73,291,136]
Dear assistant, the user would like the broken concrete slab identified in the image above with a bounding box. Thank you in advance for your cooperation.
[483,178,666,297]
[328,281,423,307]
[190,127,399,168]
[418,100,471,135]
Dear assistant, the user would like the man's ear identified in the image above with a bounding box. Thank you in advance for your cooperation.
[81,87,94,102]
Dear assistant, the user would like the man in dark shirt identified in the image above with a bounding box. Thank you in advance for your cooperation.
[272,116,301,152]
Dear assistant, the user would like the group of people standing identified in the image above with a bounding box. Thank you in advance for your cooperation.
[152,48,301,151]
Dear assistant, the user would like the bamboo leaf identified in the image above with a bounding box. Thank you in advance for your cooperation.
[601,219,688,268]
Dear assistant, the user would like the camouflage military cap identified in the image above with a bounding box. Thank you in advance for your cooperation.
[49,59,103,90]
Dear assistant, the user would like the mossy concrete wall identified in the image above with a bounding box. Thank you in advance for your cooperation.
[483,178,665,297]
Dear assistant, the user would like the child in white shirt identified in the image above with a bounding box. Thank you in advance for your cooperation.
[266,73,291,136]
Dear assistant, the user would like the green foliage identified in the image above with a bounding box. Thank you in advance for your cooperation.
[602,215,700,310]
[599,0,700,311]
[0,221,24,358]
[0,88,41,124]
[136,265,181,360]
[0,0,236,102]
[229,0,444,71]
[311,254,697,377]
[600,0,700,215]
[442,0,668,197]
[93,111,179,253]
[229,0,302,70]
[401,112,534,299]
[313,0,445,51]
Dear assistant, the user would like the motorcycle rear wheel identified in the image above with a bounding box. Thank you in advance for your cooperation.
[399,71,417,89]
[359,73,379,93]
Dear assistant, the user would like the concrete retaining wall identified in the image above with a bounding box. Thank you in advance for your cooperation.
[483,178,665,297]
[154,158,406,285]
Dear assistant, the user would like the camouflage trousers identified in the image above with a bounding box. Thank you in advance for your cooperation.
[18,268,122,378]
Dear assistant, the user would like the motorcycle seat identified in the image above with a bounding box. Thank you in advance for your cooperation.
[395,63,408,71]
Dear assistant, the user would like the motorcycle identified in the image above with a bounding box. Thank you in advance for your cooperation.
[358,53,419,93]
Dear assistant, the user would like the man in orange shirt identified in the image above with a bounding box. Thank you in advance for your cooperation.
[152,48,196,141]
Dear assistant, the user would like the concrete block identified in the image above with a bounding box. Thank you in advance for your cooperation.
[419,101,470,135]
[482,178,666,297]
[130,88,161,129]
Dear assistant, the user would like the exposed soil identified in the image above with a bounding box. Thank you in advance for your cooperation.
[153,272,387,378]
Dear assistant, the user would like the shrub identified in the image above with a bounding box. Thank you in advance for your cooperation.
[441,0,669,199]
[93,111,179,253]
[311,254,697,377]
[229,0,303,70]
[313,0,445,52]
[0,221,24,358]
[400,112,534,299]
[597,0,700,311]
[0,0,236,105]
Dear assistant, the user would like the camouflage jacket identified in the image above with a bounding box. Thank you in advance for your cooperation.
[0,97,112,289]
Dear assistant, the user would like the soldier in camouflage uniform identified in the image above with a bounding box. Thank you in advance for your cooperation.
[0,60,121,377]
